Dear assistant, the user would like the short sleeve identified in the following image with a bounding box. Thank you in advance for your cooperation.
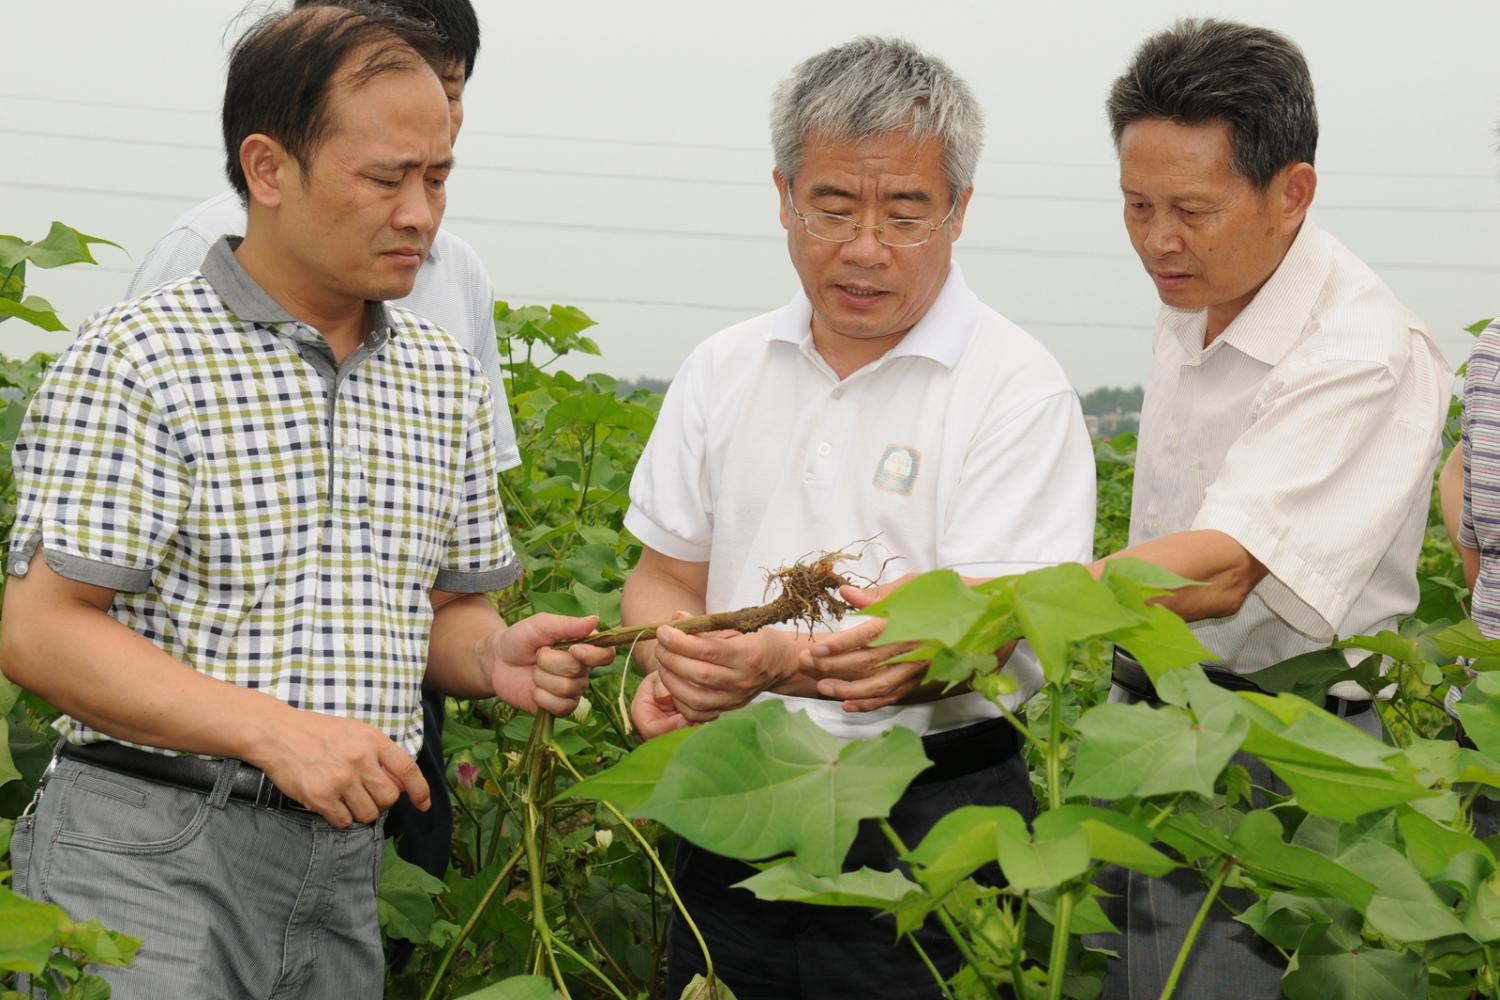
[465,261,519,472]
[125,228,215,299]
[1193,359,1441,633]
[623,352,713,562]
[7,333,190,591]
[938,390,1096,576]
[433,382,521,592]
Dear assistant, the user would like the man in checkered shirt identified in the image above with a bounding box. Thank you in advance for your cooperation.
[0,6,611,995]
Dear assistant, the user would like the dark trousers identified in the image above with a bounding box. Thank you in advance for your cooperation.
[384,688,453,967]
[666,718,1034,1000]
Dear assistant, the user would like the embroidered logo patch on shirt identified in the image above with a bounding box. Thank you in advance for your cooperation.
[873,445,921,495]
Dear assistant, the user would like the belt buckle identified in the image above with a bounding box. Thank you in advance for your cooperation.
[253,772,281,811]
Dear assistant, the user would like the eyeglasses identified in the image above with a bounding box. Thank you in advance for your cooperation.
[785,190,958,248]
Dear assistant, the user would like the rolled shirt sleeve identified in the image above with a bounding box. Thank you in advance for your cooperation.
[8,331,191,590]
[623,351,714,563]
[939,389,1097,575]
[1192,358,1440,635]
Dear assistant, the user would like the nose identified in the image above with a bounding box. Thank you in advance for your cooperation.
[1142,216,1184,258]
[392,176,438,236]
[838,220,891,267]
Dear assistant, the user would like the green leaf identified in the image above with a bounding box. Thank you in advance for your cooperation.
[1100,557,1202,593]
[1230,811,1374,908]
[1067,700,1246,800]
[903,805,1010,897]
[557,724,694,811]
[0,885,70,974]
[994,808,1092,892]
[860,570,992,648]
[453,976,563,1000]
[1336,839,1466,942]
[1111,604,1214,680]
[1431,620,1500,669]
[1282,927,1428,1000]
[1244,648,1356,702]
[735,864,923,909]
[1397,809,1495,879]
[1336,630,1424,666]
[1011,564,1138,683]
[0,295,65,332]
[1467,318,1496,336]
[19,222,122,269]
[376,839,446,943]
[1238,693,1436,821]
[0,681,21,788]
[677,974,741,1000]
[637,700,930,876]
[0,817,12,859]
[1456,672,1500,760]
[1045,804,1177,877]
[58,918,140,968]
[577,875,651,957]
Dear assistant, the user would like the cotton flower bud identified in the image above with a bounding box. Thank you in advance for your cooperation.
[456,761,478,789]
[594,828,614,851]
[503,751,522,769]
[572,696,593,724]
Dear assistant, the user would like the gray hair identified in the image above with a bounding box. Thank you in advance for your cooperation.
[771,37,984,200]
[1106,18,1318,189]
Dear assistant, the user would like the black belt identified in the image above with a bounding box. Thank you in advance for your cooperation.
[1111,648,1371,718]
[913,716,1023,786]
[57,740,317,815]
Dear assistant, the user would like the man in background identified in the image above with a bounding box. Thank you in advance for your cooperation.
[1094,19,1451,996]
[128,0,510,885]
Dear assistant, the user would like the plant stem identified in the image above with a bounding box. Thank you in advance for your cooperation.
[552,745,718,985]
[877,819,1001,1000]
[571,903,636,989]
[1047,687,1065,810]
[420,842,526,1000]
[521,713,571,998]
[991,696,1046,748]
[1011,895,1029,1000]
[906,933,956,1000]
[1159,859,1234,1000]
[1484,941,1499,997]
[1045,889,1075,1000]
[549,932,631,1000]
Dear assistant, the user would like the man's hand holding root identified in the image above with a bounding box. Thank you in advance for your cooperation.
[801,575,927,712]
[485,613,617,716]
[652,621,797,723]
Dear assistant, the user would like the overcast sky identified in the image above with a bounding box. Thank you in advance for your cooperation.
[4,1,1498,392]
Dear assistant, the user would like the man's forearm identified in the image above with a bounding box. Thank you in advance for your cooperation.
[1097,529,1268,621]
[424,593,518,702]
[1,583,298,764]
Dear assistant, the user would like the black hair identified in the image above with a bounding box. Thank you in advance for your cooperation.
[292,0,481,79]
[1106,18,1318,188]
[222,3,446,198]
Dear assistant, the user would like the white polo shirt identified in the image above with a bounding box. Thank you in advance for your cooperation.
[1131,220,1452,685]
[126,189,519,469]
[625,263,1096,739]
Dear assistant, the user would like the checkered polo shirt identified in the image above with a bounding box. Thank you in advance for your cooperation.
[1462,321,1500,638]
[7,237,519,755]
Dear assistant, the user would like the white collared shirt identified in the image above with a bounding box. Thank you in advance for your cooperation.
[126,189,518,469]
[1131,221,1453,683]
[625,263,1096,738]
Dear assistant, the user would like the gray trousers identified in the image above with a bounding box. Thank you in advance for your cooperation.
[1095,687,1383,1000]
[12,755,386,1000]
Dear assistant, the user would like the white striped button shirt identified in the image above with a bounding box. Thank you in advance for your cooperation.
[1130,220,1452,679]
[1460,322,1500,637]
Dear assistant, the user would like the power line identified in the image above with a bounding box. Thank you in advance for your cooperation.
[4,125,1496,216]
[4,92,1498,182]
[6,177,1497,274]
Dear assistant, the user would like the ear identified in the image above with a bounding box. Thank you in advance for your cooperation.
[1277,162,1316,233]
[240,133,290,210]
[947,185,976,243]
[773,168,792,231]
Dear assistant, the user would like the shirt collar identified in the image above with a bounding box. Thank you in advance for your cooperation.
[201,235,395,343]
[764,260,977,370]
[1161,220,1330,365]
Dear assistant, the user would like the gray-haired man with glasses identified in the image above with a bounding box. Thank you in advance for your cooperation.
[619,36,1095,999]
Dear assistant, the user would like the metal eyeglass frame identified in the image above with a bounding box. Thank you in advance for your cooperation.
[784,189,958,248]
